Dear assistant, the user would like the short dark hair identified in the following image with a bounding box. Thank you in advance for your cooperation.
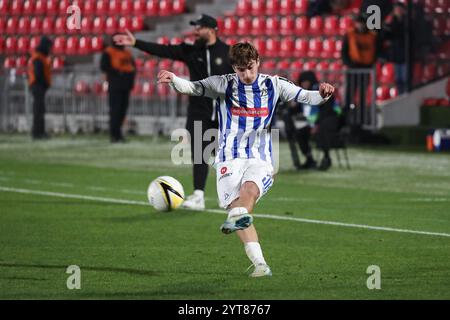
[229,42,260,67]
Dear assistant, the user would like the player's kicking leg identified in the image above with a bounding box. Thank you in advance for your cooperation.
[221,181,272,277]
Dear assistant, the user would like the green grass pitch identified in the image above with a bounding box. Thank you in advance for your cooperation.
[0,134,449,299]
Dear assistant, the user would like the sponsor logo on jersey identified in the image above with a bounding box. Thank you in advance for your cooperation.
[231,107,269,117]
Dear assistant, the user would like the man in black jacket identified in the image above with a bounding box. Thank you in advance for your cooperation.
[28,36,53,140]
[114,14,233,210]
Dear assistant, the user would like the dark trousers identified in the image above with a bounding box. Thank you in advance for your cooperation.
[186,116,218,191]
[31,85,47,138]
[108,90,130,140]
[345,73,370,126]
[316,117,339,154]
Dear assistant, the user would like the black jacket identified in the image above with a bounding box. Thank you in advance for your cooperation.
[134,38,233,119]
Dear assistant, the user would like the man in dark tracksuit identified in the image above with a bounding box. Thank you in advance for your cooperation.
[100,37,137,143]
[28,36,53,140]
[114,14,233,210]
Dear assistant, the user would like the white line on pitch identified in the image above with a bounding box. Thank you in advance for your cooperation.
[1,185,450,239]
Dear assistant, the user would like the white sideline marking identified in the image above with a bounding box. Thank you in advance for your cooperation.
[1,186,450,239]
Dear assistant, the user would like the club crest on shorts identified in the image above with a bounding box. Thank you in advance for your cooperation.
[220,167,227,175]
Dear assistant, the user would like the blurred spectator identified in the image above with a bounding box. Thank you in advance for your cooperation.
[28,36,53,140]
[342,14,379,118]
[308,0,360,17]
[410,2,435,63]
[100,35,136,143]
[382,2,407,93]
[280,71,342,171]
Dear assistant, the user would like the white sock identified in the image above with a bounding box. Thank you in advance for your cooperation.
[244,242,267,266]
[193,190,204,198]
[228,207,248,219]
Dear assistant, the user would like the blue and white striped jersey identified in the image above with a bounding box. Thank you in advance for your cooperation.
[172,73,328,165]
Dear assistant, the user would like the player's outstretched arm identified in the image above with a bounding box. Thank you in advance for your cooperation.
[157,70,204,96]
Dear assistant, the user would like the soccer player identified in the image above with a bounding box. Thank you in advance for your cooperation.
[157,42,335,277]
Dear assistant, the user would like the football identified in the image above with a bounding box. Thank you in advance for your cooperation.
[147,176,185,211]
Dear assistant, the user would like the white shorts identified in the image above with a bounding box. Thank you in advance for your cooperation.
[215,158,274,209]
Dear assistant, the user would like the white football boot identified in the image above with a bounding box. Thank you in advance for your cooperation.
[181,190,205,210]
[249,263,272,278]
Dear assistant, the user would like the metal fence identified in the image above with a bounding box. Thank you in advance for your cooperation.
[0,67,376,135]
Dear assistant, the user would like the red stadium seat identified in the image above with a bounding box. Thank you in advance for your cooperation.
[141,81,155,96]
[17,37,30,54]
[436,0,450,13]
[223,17,238,36]
[4,57,16,69]
[237,17,252,36]
[79,36,92,55]
[280,16,295,36]
[265,0,279,15]
[379,63,395,85]
[23,0,35,15]
[65,36,79,55]
[34,0,47,15]
[6,17,18,34]
[170,37,183,45]
[294,38,308,58]
[58,0,71,15]
[145,0,159,16]
[225,37,238,46]
[290,60,303,80]
[423,64,437,82]
[75,80,90,95]
[235,0,251,16]
[260,59,276,73]
[433,16,446,36]
[91,36,104,52]
[251,17,265,36]
[46,0,58,15]
[276,59,291,77]
[92,17,106,34]
[321,38,336,59]
[118,17,132,31]
[53,36,67,55]
[55,17,68,35]
[303,59,317,71]
[279,37,294,58]
[251,0,265,16]
[173,0,185,14]
[309,16,323,35]
[42,17,54,35]
[81,0,96,15]
[390,87,398,99]
[30,18,43,35]
[308,38,322,58]
[105,17,118,34]
[0,0,8,15]
[95,0,109,15]
[265,38,280,58]
[294,16,309,36]
[279,0,294,15]
[0,37,4,52]
[30,36,41,51]
[16,56,28,73]
[131,16,144,31]
[5,37,17,54]
[0,17,5,33]
[294,0,308,14]
[252,37,266,56]
[52,57,65,70]
[376,86,390,101]
[334,39,342,59]
[316,60,330,80]
[144,59,158,72]
[17,17,31,35]
[120,0,133,15]
[10,0,23,15]
[157,36,170,45]
[81,17,93,33]
[324,16,339,36]
[133,0,146,14]
[266,17,280,36]
[339,16,353,35]
[109,0,121,15]
[159,0,173,16]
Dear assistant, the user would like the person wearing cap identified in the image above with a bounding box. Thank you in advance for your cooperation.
[114,14,233,210]
[27,36,53,140]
